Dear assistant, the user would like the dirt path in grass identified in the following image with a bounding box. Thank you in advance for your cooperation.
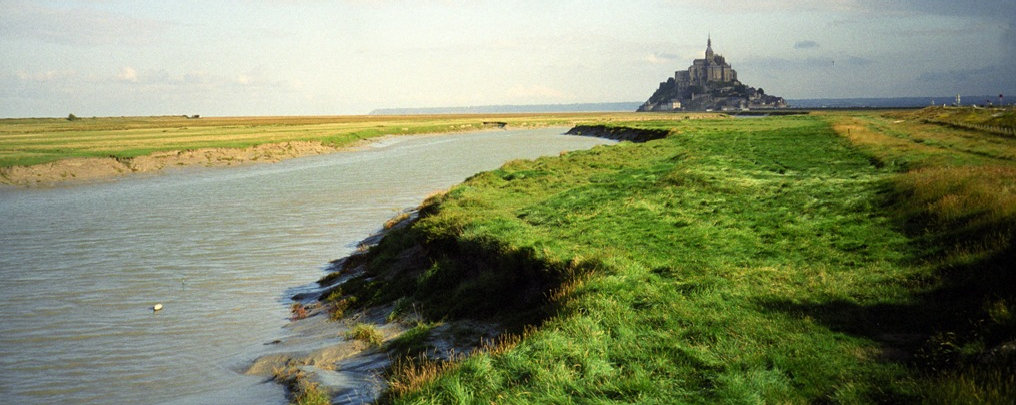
[0,140,351,187]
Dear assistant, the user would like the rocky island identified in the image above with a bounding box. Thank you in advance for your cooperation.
[638,37,787,112]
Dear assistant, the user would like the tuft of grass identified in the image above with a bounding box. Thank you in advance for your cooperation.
[328,298,355,321]
[346,323,383,347]
[385,322,439,357]
[291,379,330,405]
[272,365,331,405]
[383,355,461,402]
[290,303,309,321]
[892,165,1016,231]
[384,212,412,230]
[321,288,357,321]
[920,366,1016,405]
[386,297,415,323]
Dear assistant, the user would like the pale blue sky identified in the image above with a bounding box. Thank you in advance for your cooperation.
[1,0,1013,117]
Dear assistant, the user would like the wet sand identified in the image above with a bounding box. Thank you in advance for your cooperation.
[246,217,500,403]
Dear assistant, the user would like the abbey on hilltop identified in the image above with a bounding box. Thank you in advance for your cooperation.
[638,37,786,112]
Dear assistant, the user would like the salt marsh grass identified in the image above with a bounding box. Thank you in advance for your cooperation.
[324,111,1016,403]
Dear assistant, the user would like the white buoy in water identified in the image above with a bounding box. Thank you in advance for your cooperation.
[153,303,163,312]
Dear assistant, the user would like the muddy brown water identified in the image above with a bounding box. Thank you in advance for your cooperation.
[0,128,613,404]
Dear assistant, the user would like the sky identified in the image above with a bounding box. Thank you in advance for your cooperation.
[1,0,1014,117]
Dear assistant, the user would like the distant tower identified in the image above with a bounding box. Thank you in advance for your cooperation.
[955,94,961,106]
[705,35,714,60]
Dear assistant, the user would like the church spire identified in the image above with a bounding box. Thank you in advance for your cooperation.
[705,34,714,59]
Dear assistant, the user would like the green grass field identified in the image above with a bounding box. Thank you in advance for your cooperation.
[0,113,691,169]
[322,110,1015,403]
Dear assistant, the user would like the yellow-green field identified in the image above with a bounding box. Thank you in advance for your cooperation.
[0,113,694,169]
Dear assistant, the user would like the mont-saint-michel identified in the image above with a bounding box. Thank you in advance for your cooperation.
[638,37,787,112]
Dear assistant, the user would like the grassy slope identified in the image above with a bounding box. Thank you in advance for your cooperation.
[896,106,1016,129]
[442,116,916,403]
[326,112,1016,403]
[429,116,911,403]
[0,113,681,168]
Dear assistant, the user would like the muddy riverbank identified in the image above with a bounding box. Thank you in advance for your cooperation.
[0,141,341,186]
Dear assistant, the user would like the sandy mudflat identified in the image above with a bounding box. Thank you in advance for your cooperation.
[0,141,342,187]
[0,128,508,187]
[245,303,404,403]
[244,214,502,403]
[246,300,499,403]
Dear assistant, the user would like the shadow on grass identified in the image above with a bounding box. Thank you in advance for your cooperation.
[760,247,1013,351]
[757,210,1016,401]
[320,219,606,334]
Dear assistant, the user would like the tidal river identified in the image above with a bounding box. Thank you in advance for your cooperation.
[0,128,613,404]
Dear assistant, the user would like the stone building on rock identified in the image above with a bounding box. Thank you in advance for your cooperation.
[638,37,786,112]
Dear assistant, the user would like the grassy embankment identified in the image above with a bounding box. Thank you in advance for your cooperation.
[899,106,1016,135]
[321,109,1015,403]
[0,113,671,169]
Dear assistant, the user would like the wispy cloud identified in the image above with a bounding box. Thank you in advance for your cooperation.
[671,0,1014,20]
[105,67,287,90]
[745,55,873,69]
[0,1,170,46]
[744,57,835,70]
[873,0,1016,20]
[917,66,1000,82]
[666,0,865,14]
[117,67,139,83]
[1002,23,1016,63]
[16,70,76,82]
[505,84,567,101]
[844,56,873,66]
[892,26,991,38]
[644,52,681,64]
[794,40,820,50]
